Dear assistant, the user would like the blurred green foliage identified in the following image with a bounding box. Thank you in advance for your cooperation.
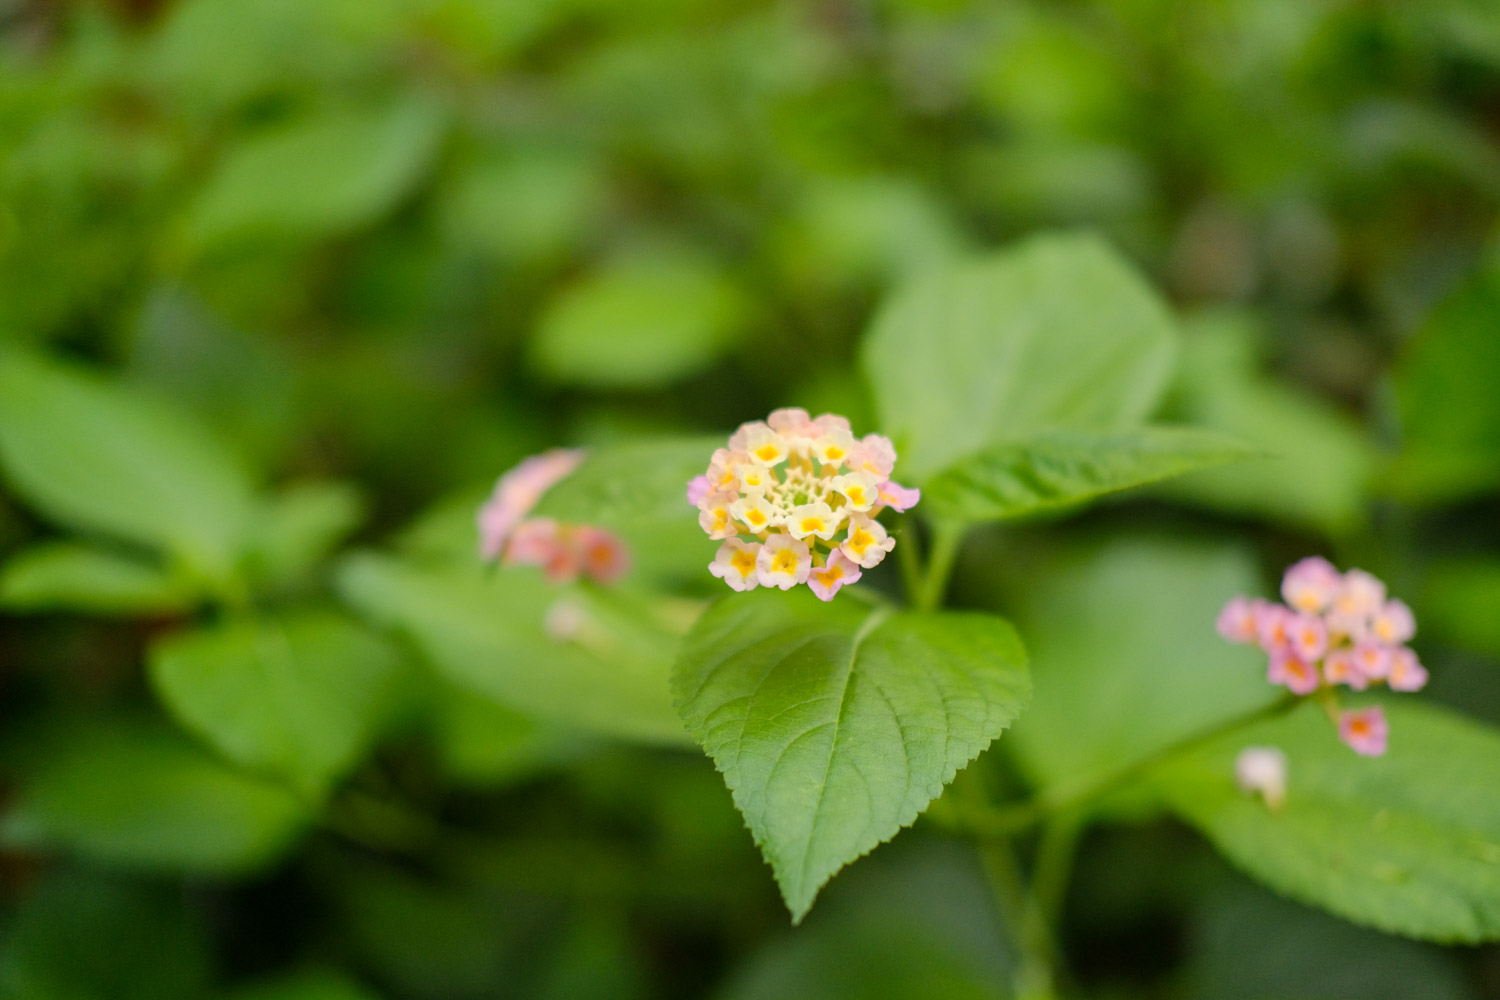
[2,0,1500,997]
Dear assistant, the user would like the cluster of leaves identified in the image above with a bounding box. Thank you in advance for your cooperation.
[2,1,1500,998]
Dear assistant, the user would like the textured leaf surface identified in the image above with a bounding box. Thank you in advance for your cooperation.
[0,542,199,615]
[1005,536,1280,794]
[923,427,1258,523]
[337,553,691,746]
[1,721,307,874]
[0,350,256,583]
[672,589,1030,921]
[1153,700,1500,943]
[149,612,406,796]
[860,232,1177,481]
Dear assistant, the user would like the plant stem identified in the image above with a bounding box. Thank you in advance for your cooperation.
[916,520,964,613]
[959,693,1300,837]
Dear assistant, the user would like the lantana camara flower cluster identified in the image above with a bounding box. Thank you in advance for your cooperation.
[687,408,919,601]
[1217,557,1425,757]
[477,448,629,585]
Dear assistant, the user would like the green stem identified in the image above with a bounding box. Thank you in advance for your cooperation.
[916,520,964,613]
[960,693,1299,838]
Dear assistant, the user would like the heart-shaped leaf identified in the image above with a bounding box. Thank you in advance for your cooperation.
[672,589,1030,921]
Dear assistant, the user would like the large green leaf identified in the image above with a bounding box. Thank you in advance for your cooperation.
[859,232,1178,482]
[1,721,308,875]
[923,427,1259,524]
[1004,536,1281,796]
[1153,700,1500,943]
[244,480,366,588]
[183,97,444,254]
[672,589,1030,921]
[148,612,407,797]
[1392,263,1500,502]
[534,436,723,525]
[0,542,200,615]
[337,553,691,746]
[0,350,257,584]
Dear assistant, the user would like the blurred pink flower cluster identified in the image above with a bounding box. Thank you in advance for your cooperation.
[688,408,919,601]
[477,449,629,584]
[1217,557,1426,756]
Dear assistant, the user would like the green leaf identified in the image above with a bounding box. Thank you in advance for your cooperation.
[531,251,747,388]
[860,231,1178,482]
[183,97,444,255]
[1152,700,1500,943]
[535,435,723,525]
[148,612,406,797]
[336,553,691,746]
[671,589,1030,921]
[923,427,1260,524]
[1,720,308,875]
[1421,559,1500,660]
[1004,536,1281,797]
[429,681,592,789]
[0,870,212,1000]
[1157,312,1375,535]
[0,350,257,585]
[0,542,199,615]
[245,481,366,587]
[1392,264,1500,502]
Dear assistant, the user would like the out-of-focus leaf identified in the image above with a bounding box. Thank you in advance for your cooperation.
[672,589,1030,921]
[148,612,406,797]
[245,481,366,587]
[183,97,444,255]
[1,720,308,874]
[438,144,606,263]
[923,427,1260,524]
[531,252,746,388]
[1005,535,1280,796]
[1157,312,1374,535]
[777,176,967,285]
[535,436,722,525]
[0,870,211,1000]
[336,554,691,746]
[860,231,1178,482]
[1152,700,1500,943]
[1391,264,1500,503]
[0,542,199,615]
[1420,559,1500,661]
[0,349,257,585]
[220,970,383,1000]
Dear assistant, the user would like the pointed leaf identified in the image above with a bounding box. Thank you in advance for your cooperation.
[923,427,1261,524]
[0,350,257,583]
[672,589,1030,921]
[1153,700,1500,943]
[0,542,200,615]
[860,232,1178,481]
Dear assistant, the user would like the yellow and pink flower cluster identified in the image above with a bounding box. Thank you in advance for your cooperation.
[477,448,629,584]
[1217,557,1426,756]
[688,409,919,601]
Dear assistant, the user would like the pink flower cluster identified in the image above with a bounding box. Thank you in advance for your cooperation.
[1217,557,1426,757]
[477,449,629,584]
[687,408,919,601]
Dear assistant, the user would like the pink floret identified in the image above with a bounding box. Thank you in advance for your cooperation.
[1338,707,1389,757]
